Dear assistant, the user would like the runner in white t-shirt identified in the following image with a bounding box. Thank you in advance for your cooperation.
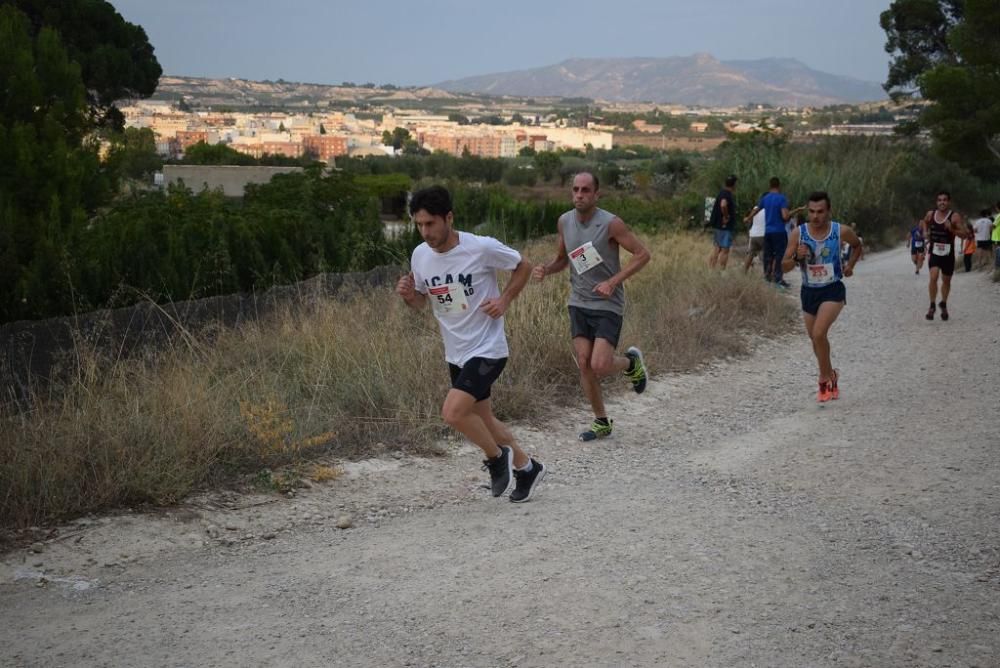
[396,185,546,502]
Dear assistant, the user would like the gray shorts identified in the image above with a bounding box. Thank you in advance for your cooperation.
[749,236,764,254]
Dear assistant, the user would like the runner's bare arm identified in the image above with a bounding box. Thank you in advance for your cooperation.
[948,213,968,237]
[532,219,569,281]
[395,272,427,310]
[840,226,863,277]
[601,217,651,288]
[743,205,760,224]
[481,259,533,319]
[720,198,730,227]
[780,227,803,273]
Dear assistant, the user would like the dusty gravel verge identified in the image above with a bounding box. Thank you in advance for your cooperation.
[2,248,999,668]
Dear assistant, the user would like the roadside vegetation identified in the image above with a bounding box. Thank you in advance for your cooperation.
[0,232,794,530]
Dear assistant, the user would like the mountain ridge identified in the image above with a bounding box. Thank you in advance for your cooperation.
[434,54,887,107]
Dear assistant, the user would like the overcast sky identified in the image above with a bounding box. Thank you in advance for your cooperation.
[113,0,894,86]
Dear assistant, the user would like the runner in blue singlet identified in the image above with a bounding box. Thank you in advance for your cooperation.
[781,191,862,403]
[908,222,926,274]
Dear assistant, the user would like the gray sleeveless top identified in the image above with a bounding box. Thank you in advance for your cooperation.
[560,207,625,315]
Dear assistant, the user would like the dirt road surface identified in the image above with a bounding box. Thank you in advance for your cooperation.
[3,248,999,667]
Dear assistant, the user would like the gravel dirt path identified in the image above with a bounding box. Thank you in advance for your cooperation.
[3,247,999,668]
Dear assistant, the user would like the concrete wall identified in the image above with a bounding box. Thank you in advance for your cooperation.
[162,165,304,197]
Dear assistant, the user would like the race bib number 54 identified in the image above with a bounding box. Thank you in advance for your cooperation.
[428,283,469,316]
[569,242,604,274]
[932,242,951,256]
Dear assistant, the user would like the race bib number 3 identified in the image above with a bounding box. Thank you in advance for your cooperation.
[428,283,469,316]
[569,242,604,274]
[806,263,835,286]
[932,242,951,256]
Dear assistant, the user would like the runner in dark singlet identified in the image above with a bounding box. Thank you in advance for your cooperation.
[921,191,968,321]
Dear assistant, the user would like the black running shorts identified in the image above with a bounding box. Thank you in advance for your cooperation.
[927,252,955,276]
[800,281,846,316]
[568,305,623,348]
[448,357,507,402]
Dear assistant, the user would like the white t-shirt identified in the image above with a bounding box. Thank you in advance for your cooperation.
[411,231,522,366]
[749,208,766,237]
[973,217,994,241]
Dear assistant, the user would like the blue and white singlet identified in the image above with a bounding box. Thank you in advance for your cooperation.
[799,222,844,288]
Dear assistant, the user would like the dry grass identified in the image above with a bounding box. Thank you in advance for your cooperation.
[0,231,794,530]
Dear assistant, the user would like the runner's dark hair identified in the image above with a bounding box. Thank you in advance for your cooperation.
[410,185,452,217]
[807,191,831,208]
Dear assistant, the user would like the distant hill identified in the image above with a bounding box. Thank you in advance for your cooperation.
[149,76,460,108]
[434,54,887,107]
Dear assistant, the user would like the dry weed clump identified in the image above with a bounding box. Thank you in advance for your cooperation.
[0,231,793,529]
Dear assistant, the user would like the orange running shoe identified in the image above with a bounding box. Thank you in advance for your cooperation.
[830,370,840,400]
[817,380,832,403]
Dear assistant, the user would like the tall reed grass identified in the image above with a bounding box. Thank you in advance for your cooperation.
[696,136,1000,249]
[0,232,794,530]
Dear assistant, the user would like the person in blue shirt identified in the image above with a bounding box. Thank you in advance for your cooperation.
[781,191,862,403]
[908,221,926,274]
[745,177,804,287]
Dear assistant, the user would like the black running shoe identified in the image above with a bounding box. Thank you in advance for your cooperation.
[624,346,648,394]
[481,446,513,497]
[925,304,935,320]
[939,301,949,321]
[509,459,546,503]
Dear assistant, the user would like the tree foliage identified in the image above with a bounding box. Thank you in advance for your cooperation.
[105,127,162,180]
[6,0,162,128]
[880,0,964,100]
[533,151,562,182]
[882,0,1000,177]
[0,4,110,321]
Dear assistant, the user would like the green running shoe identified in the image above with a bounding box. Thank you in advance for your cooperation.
[579,419,613,442]
[624,346,648,394]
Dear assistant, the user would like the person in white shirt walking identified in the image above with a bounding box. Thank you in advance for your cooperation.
[396,185,546,502]
[972,208,995,269]
[743,194,767,273]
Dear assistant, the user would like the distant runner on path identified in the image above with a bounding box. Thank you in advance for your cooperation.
[396,185,546,502]
[920,191,968,321]
[781,192,862,403]
[532,171,650,442]
[908,221,926,274]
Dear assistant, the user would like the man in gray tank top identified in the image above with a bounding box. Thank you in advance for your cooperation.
[532,171,651,441]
